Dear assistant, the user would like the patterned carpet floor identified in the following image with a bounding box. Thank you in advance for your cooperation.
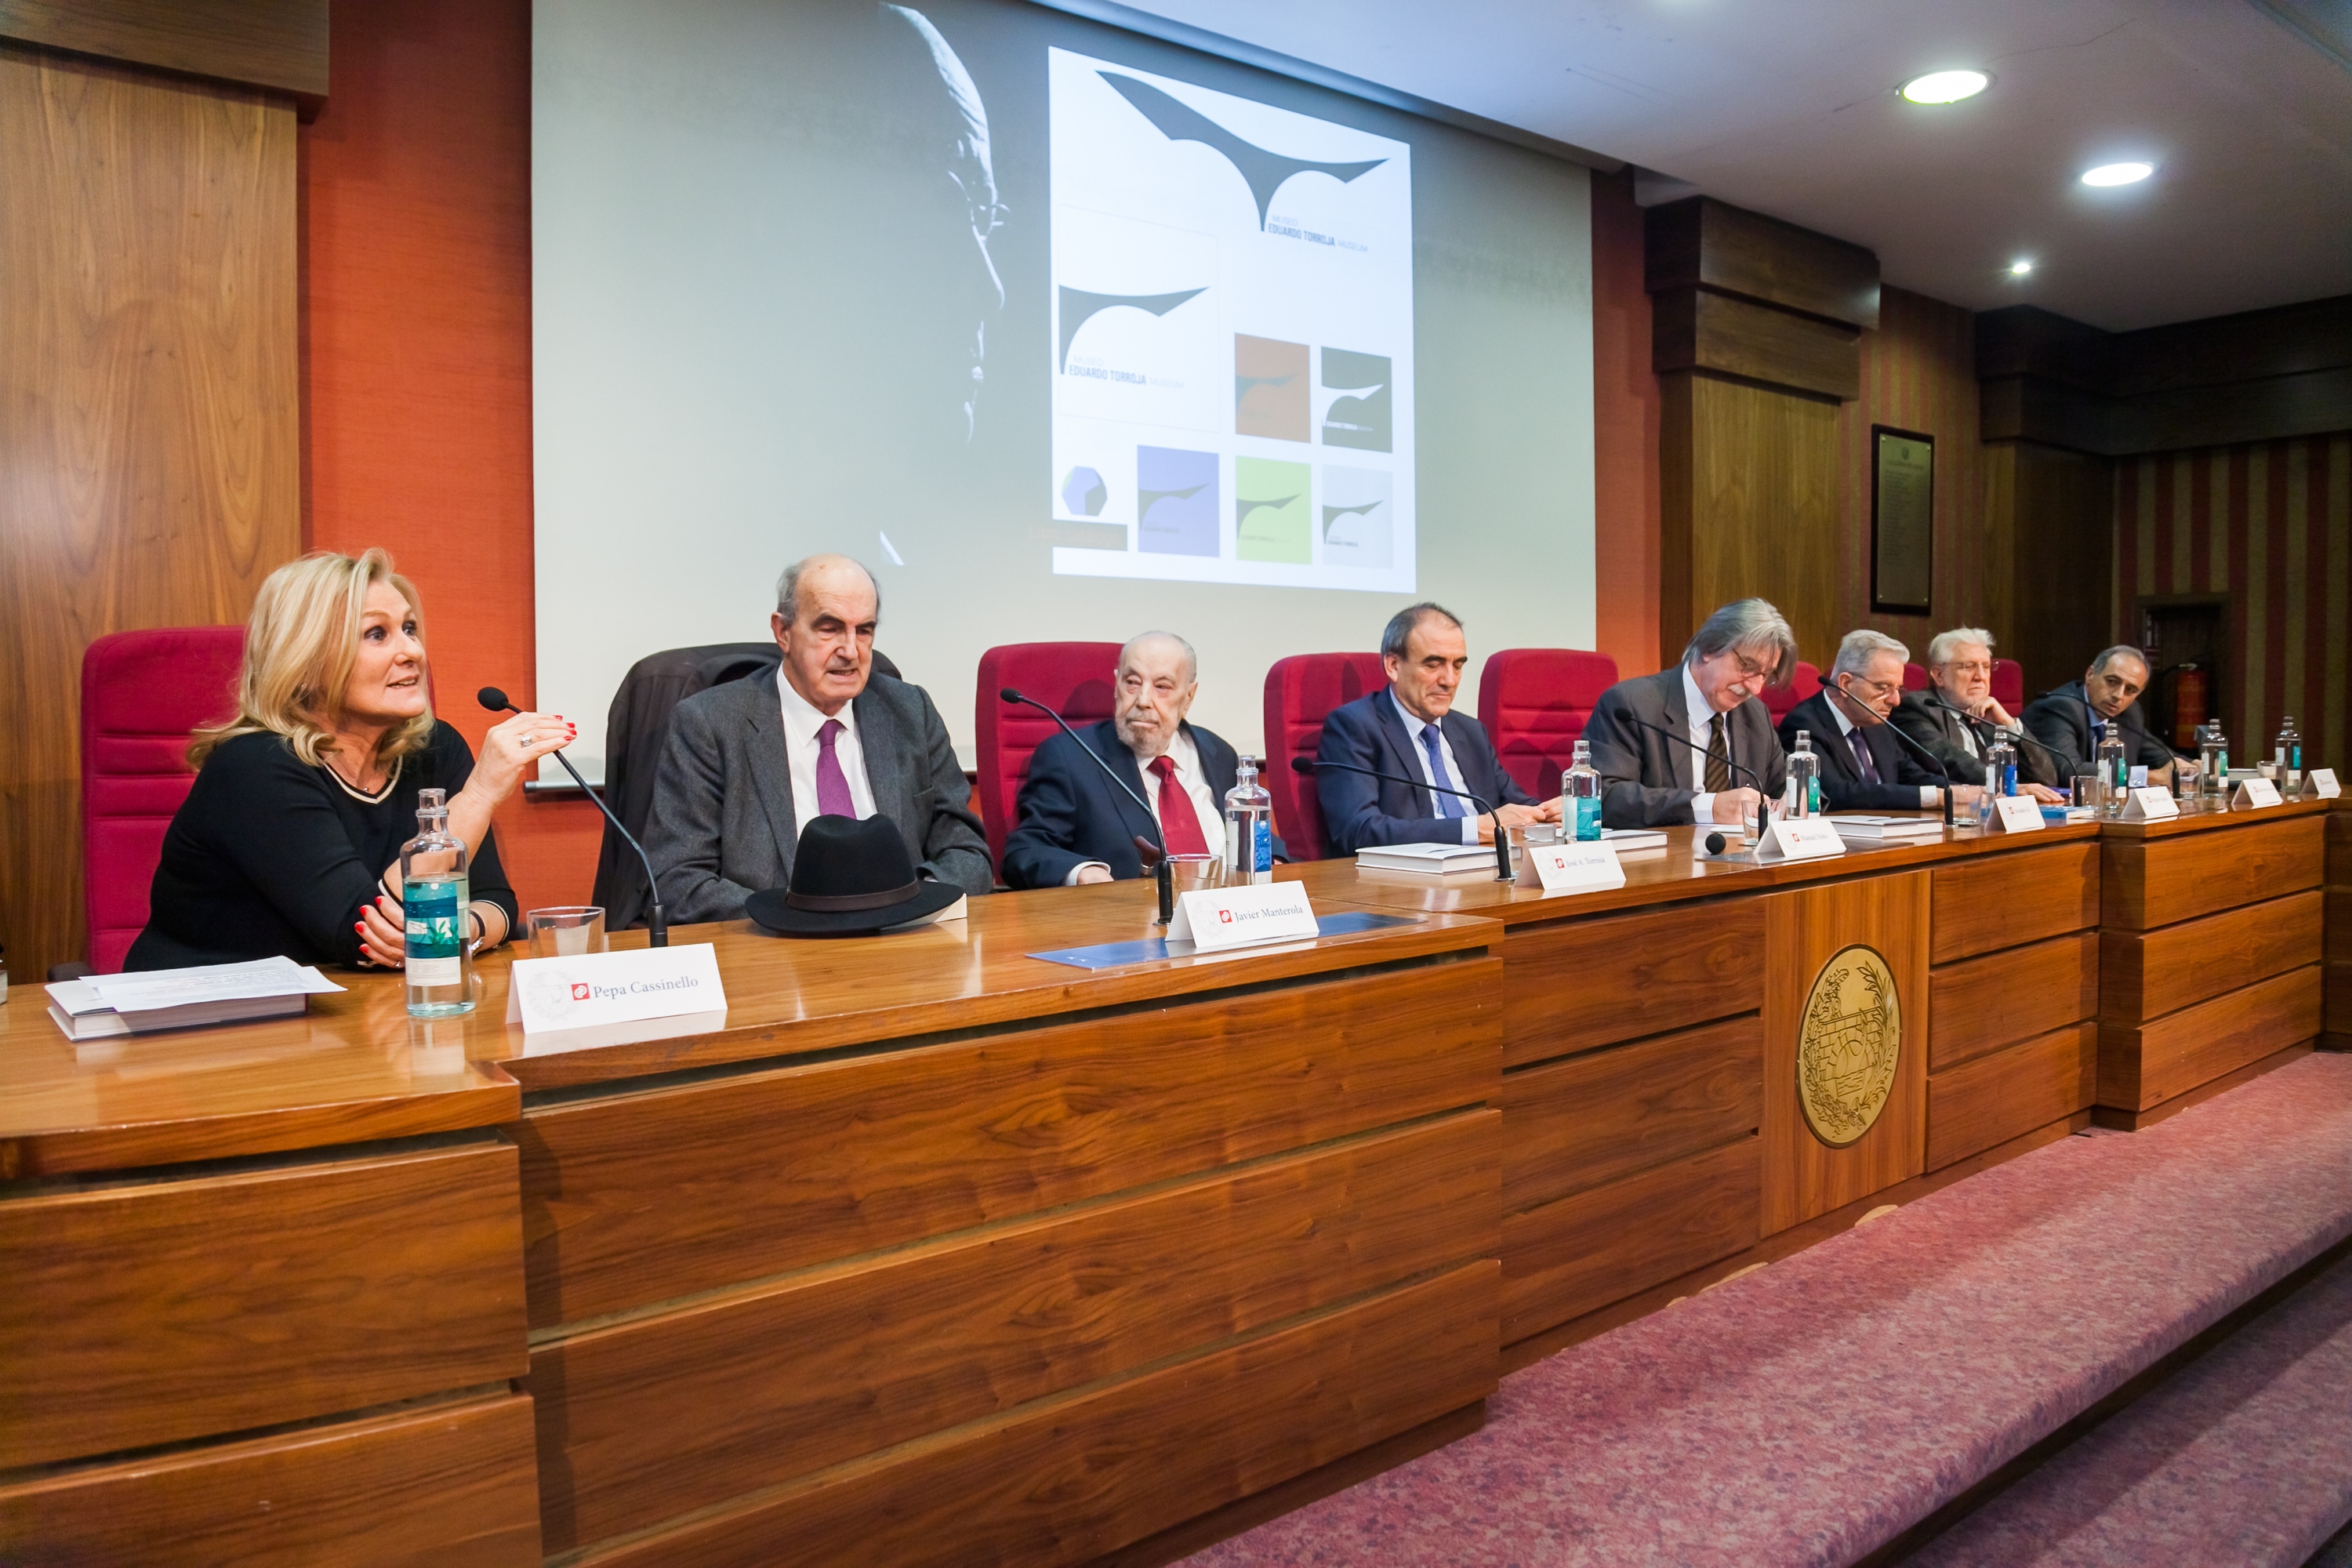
[1184,1052,2352,1568]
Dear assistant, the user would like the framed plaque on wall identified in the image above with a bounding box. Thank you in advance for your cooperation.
[1871,426,1933,615]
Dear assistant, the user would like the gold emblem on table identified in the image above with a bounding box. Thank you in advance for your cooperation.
[1796,944,1902,1148]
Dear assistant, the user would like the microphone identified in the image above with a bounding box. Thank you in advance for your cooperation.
[1928,691,2071,786]
[1290,755,1512,882]
[1614,711,1772,844]
[1829,684,1958,826]
[998,688,1174,923]
[480,687,666,948]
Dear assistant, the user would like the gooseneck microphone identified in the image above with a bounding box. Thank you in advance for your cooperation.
[1927,691,2074,792]
[1614,710,1772,845]
[998,688,1174,924]
[1291,755,1512,882]
[480,688,666,948]
[1828,684,1957,826]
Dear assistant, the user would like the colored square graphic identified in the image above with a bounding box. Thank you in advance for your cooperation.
[1235,335,1309,442]
[1136,446,1218,557]
[1319,348,1392,452]
[1319,466,1393,570]
[1236,457,1311,563]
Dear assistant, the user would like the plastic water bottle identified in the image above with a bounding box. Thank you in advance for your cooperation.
[402,786,475,1018]
[2096,730,2129,817]
[1786,731,1819,818]
[2197,724,2227,804]
[1223,753,1274,886]
[1563,739,1603,840]
[2276,716,2301,794]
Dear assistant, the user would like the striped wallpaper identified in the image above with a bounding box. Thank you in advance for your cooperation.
[2114,433,2351,773]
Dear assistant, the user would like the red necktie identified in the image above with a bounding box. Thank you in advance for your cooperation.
[1148,754,1210,855]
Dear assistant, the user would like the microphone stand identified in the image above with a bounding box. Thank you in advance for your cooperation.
[999,688,1174,924]
[1929,691,2072,789]
[1617,712,1773,845]
[1831,685,1955,827]
[480,688,666,946]
[1292,756,1512,881]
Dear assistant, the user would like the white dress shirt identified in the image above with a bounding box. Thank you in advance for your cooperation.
[1391,690,1480,845]
[1828,692,1940,808]
[778,666,876,840]
[1681,662,1722,823]
[1065,726,1227,884]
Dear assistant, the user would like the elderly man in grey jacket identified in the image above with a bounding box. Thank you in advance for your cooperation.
[643,554,993,921]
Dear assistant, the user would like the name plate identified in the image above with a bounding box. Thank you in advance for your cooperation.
[1990,795,2045,833]
[2303,768,2341,800]
[2230,777,2285,809]
[1758,818,1845,861]
[1167,880,1319,952]
[2119,786,2178,821]
[506,942,727,1054]
[1522,840,1627,895]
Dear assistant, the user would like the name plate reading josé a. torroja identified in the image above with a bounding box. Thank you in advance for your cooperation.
[507,942,727,1054]
[1167,880,1320,953]
[1521,840,1627,895]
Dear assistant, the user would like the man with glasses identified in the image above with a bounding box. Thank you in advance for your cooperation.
[2023,646,2178,787]
[1583,598,1794,829]
[1892,628,2062,800]
[1779,630,1980,812]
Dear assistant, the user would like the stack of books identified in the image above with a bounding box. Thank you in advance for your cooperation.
[1825,815,1945,846]
[45,956,343,1040]
[1355,842,1500,874]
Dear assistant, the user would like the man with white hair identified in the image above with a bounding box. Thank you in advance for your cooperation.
[1778,630,1982,813]
[1000,632,1280,888]
[1891,628,2062,800]
[1582,597,1795,829]
[2024,646,2177,786]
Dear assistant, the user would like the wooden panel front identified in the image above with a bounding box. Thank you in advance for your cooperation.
[1930,842,2099,964]
[1501,1136,1759,1345]
[0,1392,539,1567]
[1502,898,1762,1068]
[1652,286,1860,401]
[2101,889,2324,1022]
[521,956,1501,1328]
[0,0,330,100]
[1926,1022,2096,1171]
[0,1137,524,1468]
[573,1262,1498,1568]
[531,1112,1498,1555]
[1762,873,1932,1234]
[1929,931,2097,1072]
[2099,965,2325,1112]
[2102,815,2325,931]
[1502,1015,1761,1214]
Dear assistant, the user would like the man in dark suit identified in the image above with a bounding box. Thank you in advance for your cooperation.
[2024,646,2177,786]
[1000,632,1279,887]
[644,554,993,921]
[1889,627,2062,800]
[1581,597,1795,829]
[1315,602,1556,854]
[1780,630,1984,813]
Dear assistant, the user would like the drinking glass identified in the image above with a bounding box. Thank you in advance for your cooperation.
[2071,775,2103,814]
[528,906,607,959]
[1164,855,1222,894]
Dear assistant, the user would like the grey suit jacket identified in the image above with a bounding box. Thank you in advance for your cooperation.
[1581,666,1788,829]
[1889,690,2059,787]
[642,670,993,923]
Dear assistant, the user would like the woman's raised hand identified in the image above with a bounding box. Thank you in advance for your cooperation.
[475,710,575,800]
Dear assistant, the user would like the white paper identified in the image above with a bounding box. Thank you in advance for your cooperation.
[1759,819,1846,861]
[2303,768,2340,800]
[1522,841,1627,895]
[507,942,727,1051]
[1167,881,1319,952]
[2231,777,2285,809]
[2120,786,2178,821]
[1991,796,2045,834]
[84,956,343,1015]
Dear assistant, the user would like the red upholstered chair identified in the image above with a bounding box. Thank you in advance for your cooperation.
[1760,660,1824,724]
[1991,659,2024,710]
[973,641,1123,873]
[1902,662,1930,692]
[1476,648,1621,800]
[81,626,246,972]
[1262,652,1388,862]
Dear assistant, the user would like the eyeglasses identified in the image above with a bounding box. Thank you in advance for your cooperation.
[947,168,1007,241]
[1730,653,1776,682]
[1842,673,1904,699]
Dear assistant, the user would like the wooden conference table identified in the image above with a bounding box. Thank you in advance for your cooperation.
[2,797,2339,1566]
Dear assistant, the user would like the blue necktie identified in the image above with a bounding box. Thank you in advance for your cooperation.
[1421,724,1466,818]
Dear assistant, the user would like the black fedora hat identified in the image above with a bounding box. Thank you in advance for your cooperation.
[745,815,967,937]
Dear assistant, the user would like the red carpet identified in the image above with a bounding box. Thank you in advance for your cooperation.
[1185,1053,2352,1568]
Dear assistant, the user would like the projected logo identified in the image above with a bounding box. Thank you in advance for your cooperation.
[1062,466,1107,517]
[1236,336,1310,442]
[1236,458,1310,563]
[1320,467,1393,570]
[1319,349,1392,452]
[1137,446,1218,557]
[1058,285,1207,373]
[1098,73,1387,230]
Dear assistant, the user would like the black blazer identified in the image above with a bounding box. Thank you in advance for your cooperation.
[1889,690,2060,788]
[1000,720,1279,889]
[2022,682,2176,776]
[1777,691,1939,812]
[1581,666,1788,829]
[1315,690,1532,854]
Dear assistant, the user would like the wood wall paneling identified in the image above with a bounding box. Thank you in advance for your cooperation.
[0,1136,524,1468]
[0,44,299,981]
[529,1111,1499,1555]
[1652,288,1860,401]
[1645,197,1880,329]
[1985,439,2116,699]
[0,0,328,102]
[1929,931,2098,1073]
[0,1392,540,1568]
[519,957,1502,1328]
[2100,887,2324,1022]
[569,1261,1499,1568]
[1501,898,1763,1067]
[1501,1014,1761,1214]
[2101,816,2325,930]
[1926,1021,2096,1171]
[1760,872,1932,1235]
[2098,964,2324,1112]
[1588,167,1664,678]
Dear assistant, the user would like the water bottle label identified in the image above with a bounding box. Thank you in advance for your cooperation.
[405,880,465,962]
[1574,796,1601,840]
[1806,777,1820,815]
[1251,819,1273,873]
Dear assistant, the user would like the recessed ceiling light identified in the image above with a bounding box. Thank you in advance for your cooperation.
[1900,70,1990,104]
[2081,162,2155,187]
[2009,260,2034,276]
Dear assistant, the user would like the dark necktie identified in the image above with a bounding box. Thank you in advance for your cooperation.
[1420,724,1467,818]
[814,718,856,818]
[1704,713,1731,793]
[1147,754,1210,855]
[1848,727,1882,784]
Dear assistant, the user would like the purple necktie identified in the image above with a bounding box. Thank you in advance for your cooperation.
[1849,728,1882,784]
[815,718,856,818]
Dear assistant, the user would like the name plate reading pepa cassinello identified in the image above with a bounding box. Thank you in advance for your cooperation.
[1523,840,1628,895]
[507,942,727,1054]
[1990,795,2045,833]
[1167,881,1319,953]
